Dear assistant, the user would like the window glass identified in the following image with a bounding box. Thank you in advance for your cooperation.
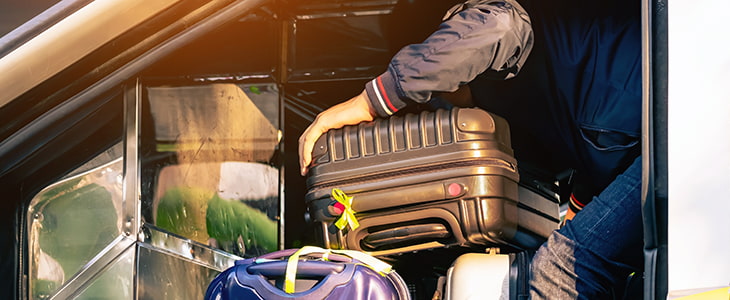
[27,153,124,299]
[73,244,134,300]
[142,82,281,257]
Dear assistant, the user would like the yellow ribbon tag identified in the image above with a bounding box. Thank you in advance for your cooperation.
[332,188,359,231]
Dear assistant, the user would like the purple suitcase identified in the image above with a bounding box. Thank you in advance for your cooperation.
[304,107,560,256]
[205,247,410,300]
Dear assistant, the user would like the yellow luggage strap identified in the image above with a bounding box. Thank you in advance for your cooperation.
[332,188,359,231]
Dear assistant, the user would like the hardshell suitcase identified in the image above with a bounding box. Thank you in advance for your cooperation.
[441,251,531,300]
[205,247,411,300]
[304,107,559,256]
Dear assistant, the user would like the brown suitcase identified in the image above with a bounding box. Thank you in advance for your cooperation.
[305,107,559,256]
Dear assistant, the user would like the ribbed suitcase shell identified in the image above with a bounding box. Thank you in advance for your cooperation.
[305,108,558,256]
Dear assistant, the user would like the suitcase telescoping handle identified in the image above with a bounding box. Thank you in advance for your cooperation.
[247,246,395,294]
[229,257,360,299]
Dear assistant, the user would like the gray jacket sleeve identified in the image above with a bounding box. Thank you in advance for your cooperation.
[364,0,533,117]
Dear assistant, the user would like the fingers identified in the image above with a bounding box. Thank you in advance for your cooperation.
[298,119,327,176]
[298,132,311,176]
[298,91,376,176]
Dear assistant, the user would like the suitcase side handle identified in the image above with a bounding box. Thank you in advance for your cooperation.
[363,223,452,248]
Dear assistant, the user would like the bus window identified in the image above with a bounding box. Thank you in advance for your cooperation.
[27,147,124,299]
[141,82,282,258]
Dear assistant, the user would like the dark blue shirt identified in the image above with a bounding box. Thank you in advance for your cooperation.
[365,0,642,194]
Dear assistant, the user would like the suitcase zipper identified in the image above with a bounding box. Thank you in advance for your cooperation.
[308,158,515,192]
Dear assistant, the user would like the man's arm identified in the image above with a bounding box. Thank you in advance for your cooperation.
[299,0,533,174]
[364,0,533,117]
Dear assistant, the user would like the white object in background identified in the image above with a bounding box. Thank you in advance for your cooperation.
[444,253,510,300]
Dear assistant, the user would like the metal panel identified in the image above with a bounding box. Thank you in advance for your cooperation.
[125,80,143,241]
[140,225,240,272]
[136,244,223,300]
[641,0,668,298]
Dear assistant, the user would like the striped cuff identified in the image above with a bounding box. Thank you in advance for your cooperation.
[568,193,587,214]
[364,71,408,117]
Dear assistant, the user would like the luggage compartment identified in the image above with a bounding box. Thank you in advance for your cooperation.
[304,107,560,256]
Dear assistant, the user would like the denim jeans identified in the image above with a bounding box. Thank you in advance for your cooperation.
[529,156,644,299]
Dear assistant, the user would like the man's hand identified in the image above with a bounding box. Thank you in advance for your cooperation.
[298,91,377,176]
